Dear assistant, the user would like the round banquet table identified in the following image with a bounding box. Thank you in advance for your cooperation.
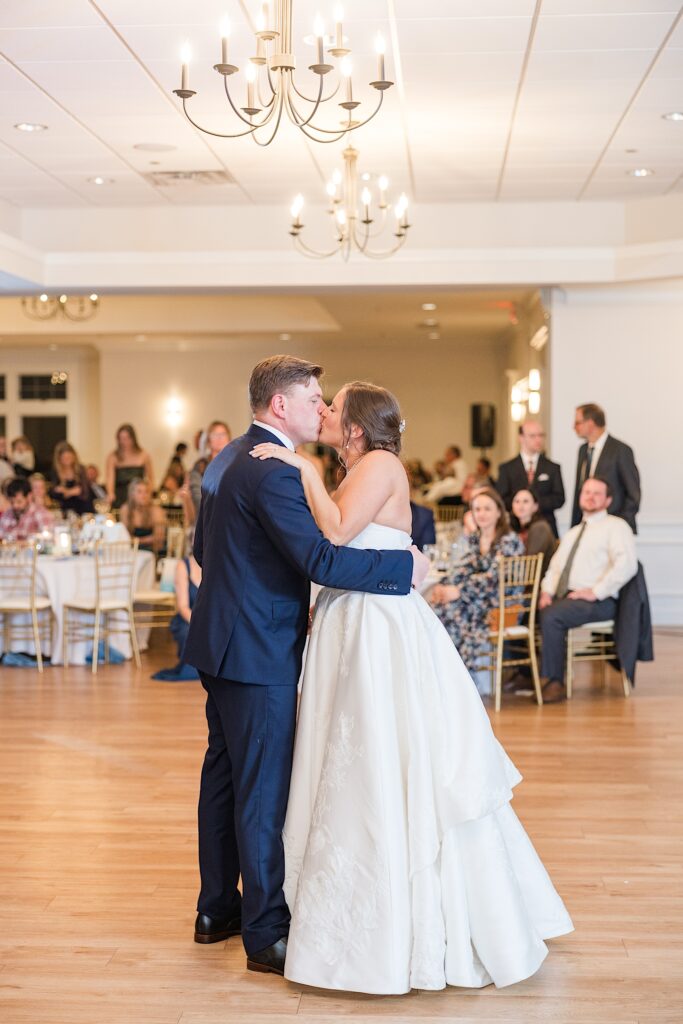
[0,550,155,666]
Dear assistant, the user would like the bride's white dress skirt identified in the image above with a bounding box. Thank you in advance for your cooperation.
[283,524,573,995]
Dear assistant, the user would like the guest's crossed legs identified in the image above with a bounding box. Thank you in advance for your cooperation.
[540,597,617,683]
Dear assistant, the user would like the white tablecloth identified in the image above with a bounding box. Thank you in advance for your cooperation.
[0,550,155,666]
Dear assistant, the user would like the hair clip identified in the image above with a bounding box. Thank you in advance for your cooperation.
[399,419,406,434]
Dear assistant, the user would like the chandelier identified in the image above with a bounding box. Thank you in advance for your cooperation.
[21,294,99,322]
[172,2,393,146]
[289,145,410,260]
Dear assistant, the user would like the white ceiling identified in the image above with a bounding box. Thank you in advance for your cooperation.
[0,0,681,210]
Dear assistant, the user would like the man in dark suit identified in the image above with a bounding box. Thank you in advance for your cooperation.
[571,403,640,533]
[184,355,428,977]
[496,420,565,537]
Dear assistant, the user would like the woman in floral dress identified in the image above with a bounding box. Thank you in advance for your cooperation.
[431,487,523,671]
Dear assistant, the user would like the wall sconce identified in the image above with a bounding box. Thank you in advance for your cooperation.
[528,368,540,392]
[165,396,183,427]
[511,402,525,422]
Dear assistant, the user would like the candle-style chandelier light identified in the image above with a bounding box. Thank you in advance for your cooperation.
[172,2,393,146]
[21,293,99,322]
[289,145,410,260]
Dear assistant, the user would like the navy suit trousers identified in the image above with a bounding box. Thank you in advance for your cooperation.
[540,597,617,683]
[197,673,297,955]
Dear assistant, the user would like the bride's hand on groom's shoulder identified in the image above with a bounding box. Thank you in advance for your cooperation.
[250,443,305,470]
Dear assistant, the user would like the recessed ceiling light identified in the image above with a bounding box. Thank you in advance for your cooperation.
[421,302,437,311]
[662,112,683,122]
[279,332,291,342]
[628,168,654,178]
[88,176,115,185]
[421,318,438,328]
[14,122,48,132]
[428,332,440,341]
[133,142,178,152]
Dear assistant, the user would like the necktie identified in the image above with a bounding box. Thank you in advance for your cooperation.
[526,460,535,485]
[556,521,587,600]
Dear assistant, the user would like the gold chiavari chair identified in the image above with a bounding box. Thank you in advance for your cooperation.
[565,621,631,698]
[63,539,141,674]
[132,526,186,633]
[0,541,52,672]
[478,553,544,712]
[431,503,465,524]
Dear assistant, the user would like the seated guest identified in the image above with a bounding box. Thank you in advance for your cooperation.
[152,555,201,682]
[119,479,166,554]
[29,473,54,511]
[405,458,432,490]
[85,464,108,502]
[424,445,469,505]
[50,442,94,516]
[462,457,495,505]
[0,477,54,541]
[0,437,13,486]
[410,501,436,551]
[430,487,523,671]
[510,487,556,577]
[539,476,637,703]
[10,436,36,479]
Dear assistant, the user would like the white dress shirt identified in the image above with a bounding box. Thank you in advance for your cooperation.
[542,510,637,601]
[520,451,540,477]
[586,430,609,476]
[424,458,469,502]
[252,419,295,451]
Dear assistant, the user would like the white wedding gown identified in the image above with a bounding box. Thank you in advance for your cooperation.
[283,523,573,994]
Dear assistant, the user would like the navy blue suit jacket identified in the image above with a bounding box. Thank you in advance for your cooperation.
[410,502,436,551]
[184,424,413,686]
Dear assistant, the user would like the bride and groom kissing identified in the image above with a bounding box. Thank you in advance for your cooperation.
[184,354,572,994]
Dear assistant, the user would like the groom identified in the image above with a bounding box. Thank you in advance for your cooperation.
[184,355,428,975]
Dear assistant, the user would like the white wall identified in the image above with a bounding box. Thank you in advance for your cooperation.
[97,337,509,487]
[549,281,683,625]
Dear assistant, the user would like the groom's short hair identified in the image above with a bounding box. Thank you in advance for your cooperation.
[249,355,323,413]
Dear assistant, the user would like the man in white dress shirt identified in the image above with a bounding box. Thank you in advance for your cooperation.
[539,476,637,703]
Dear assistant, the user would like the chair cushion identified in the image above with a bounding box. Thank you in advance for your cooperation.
[0,597,51,612]
[569,619,614,634]
[134,589,175,605]
[64,598,132,612]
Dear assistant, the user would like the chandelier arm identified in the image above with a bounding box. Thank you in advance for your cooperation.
[359,234,409,260]
[293,234,342,259]
[289,69,341,105]
[289,119,349,145]
[222,77,278,130]
[181,98,260,139]
[285,73,326,129]
[251,89,287,147]
[302,90,386,136]
[258,67,278,109]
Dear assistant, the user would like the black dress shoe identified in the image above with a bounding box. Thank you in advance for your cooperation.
[246,937,288,976]
[194,912,242,944]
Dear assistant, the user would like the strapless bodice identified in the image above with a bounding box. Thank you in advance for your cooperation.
[347,522,412,551]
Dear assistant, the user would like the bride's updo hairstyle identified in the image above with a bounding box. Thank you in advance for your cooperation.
[341,382,403,456]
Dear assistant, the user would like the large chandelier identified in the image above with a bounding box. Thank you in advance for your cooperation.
[21,293,99,322]
[289,145,409,260]
[172,2,393,146]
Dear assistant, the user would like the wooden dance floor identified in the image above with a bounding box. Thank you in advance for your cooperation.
[1,631,681,1023]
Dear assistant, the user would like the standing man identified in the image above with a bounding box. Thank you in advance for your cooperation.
[496,420,565,537]
[571,403,640,533]
[184,356,428,977]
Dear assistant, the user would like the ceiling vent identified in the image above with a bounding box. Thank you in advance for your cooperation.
[144,169,236,187]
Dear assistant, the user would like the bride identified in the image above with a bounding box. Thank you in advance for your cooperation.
[250,381,573,995]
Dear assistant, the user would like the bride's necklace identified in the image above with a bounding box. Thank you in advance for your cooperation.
[345,451,367,474]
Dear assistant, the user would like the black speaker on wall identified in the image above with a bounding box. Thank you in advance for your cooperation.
[471,404,496,450]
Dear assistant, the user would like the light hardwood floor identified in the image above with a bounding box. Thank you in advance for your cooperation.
[1,631,682,1023]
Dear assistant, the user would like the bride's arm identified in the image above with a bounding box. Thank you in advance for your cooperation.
[250,445,397,544]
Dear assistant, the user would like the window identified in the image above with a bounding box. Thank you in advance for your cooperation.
[19,374,68,401]
[0,375,5,400]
